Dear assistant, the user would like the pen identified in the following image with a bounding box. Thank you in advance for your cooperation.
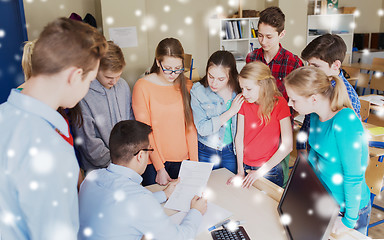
[208,219,231,231]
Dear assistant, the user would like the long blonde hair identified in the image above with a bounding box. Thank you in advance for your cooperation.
[284,66,353,112]
[22,40,37,80]
[239,61,282,124]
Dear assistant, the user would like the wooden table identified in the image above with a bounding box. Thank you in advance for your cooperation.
[146,169,370,240]
[343,63,384,73]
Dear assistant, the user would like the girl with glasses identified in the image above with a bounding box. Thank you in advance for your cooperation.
[190,51,243,174]
[132,38,198,186]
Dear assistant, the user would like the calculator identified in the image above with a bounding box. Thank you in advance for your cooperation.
[211,226,251,240]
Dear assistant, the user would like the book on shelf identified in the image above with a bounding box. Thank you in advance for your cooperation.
[237,21,242,38]
[251,22,257,38]
[225,21,234,39]
[232,21,240,39]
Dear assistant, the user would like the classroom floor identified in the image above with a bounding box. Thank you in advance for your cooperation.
[288,156,384,239]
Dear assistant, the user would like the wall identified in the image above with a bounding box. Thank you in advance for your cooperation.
[23,0,102,40]
[338,0,383,33]
[279,0,308,57]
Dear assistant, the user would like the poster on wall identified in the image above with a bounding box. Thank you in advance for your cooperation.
[109,26,138,48]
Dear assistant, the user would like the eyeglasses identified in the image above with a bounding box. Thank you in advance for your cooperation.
[133,148,154,156]
[159,62,184,75]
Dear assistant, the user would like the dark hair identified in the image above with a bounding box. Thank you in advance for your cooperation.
[32,17,108,78]
[149,38,193,126]
[199,51,241,93]
[258,7,285,34]
[301,34,346,67]
[99,41,126,72]
[109,120,152,164]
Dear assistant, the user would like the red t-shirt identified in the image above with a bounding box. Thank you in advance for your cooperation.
[238,96,290,167]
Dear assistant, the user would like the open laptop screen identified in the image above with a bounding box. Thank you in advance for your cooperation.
[277,153,339,240]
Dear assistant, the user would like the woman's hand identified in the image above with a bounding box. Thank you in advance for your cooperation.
[242,170,261,188]
[156,168,172,186]
[163,178,180,199]
[226,172,245,186]
[229,94,244,116]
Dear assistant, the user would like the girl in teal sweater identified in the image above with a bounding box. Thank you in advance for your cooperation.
[285,66,371,235]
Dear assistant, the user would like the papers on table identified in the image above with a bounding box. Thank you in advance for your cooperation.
[169,202,233,235]
[367,127,384,136]
[359,95,384,106]
[164,160,213,212]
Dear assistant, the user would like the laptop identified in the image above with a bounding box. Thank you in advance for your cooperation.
[277,152,339,240]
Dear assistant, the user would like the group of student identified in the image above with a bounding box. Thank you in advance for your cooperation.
[0,6,371,240]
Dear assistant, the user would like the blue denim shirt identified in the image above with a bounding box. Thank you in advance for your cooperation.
[190,82,237,152]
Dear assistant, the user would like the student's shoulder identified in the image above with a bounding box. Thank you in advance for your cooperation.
[191,81,205,93]
[333,108,362,128]
[280,47,303,63]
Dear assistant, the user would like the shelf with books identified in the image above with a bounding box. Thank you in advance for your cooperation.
[307,14,355,61]
[209,17,260,70]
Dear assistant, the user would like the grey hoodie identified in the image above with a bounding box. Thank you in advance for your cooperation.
[74,78,134,171]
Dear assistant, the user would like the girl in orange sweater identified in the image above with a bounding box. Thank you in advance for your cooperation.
[132,38,198,186]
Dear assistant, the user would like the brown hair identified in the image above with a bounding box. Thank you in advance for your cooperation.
[99,41,126,72]
[301,34,346,67]
[31,17,108,78]
[258,7,285,34]
[150,38,193,126]
[21,40,37,80]
[285,66,352,112]
[239,61,282,124]
[199,50,241,93]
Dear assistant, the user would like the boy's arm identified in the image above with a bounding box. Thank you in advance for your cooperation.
[74,100,110,168]
[235,114,245,175]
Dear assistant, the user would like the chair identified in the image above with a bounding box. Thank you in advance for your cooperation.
[366,156,384,233]
[369,74,384,95]
[342,66,359,86]
[360,99,370,123]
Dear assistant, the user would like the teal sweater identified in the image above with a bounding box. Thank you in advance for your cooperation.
[308,108,370,228]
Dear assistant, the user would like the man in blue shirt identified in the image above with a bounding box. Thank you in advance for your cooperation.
[0,18,107,239]
[296,34,361,156]
[78,120,207,240]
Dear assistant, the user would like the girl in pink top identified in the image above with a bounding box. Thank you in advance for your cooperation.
[132,38,198,186]
[227,61,293,188]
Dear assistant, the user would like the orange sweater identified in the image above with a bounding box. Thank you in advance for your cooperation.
[132,78,198,171]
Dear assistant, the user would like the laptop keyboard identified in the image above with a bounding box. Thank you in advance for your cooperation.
[211,226,251,240]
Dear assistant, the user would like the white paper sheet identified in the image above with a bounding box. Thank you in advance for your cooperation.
[108,27,138,48]
[359,95,384,106]
[169,202,233,235]
[164,160,213,212]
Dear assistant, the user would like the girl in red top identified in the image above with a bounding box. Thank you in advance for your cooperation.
[227,61,293,188]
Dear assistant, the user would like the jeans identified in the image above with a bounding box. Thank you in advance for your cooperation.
[141,161,182,186]
[198,141,237,174]
[339,201,372,235]
[243,162,284,187]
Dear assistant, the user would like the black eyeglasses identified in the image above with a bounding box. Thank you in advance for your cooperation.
[133,148,154,156]
[159,62,184,75]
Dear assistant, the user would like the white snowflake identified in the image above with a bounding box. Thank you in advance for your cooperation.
[334,124,342,132]
[225,220,239,232]
[184,17,193,25]
[375,72,382,78]
[135,10,142,17]
[307,209,313,215]
[59,4,65,9]
[314,144,319,149]
[378,9,384,17]
[300,172,306,178]
[363,49,369,55]
[210,155,221,166]
[331,157,336,162]
[203,187,215,201]
[163,5,170,12]
[253,192,264,204]
[349,22,356,29]
[63,188,68,193]
[228,0,237,7]
[52,201,58,207]
[31,150,54,174]
[67,172,73,178]
[349,114,356,120]
[144,232,154,240]
[48,223,76,240]
[332,173,343,185]
[142,15,156,30]
[177,29,184,36]
[29,147,38,156]
[75,137,84,145]
[114,190,126,202]
[353,142,360,149]
[309,127,314,133]
[83,227,93,237]
[315,194,336,219]
[293,35,305,48]
[98,213,104,218]
[160,24,168,32]
[86,171,98,182]
[316,127,321,133]
[216,5,224,14]
[324,152,329,157]
[1,211,16,226]
[29,181,39,190]
[251,122,257,129]
[130,54,138,62]
[7,149,15,158]
[105,17,114,25]
[280,214,292,225]
[231,175,243,188]
[0,29,5,38]
[354,10,360,17]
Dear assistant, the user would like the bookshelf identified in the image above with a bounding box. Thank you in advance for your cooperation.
[307,14,355,63]
[209,17,260,70]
